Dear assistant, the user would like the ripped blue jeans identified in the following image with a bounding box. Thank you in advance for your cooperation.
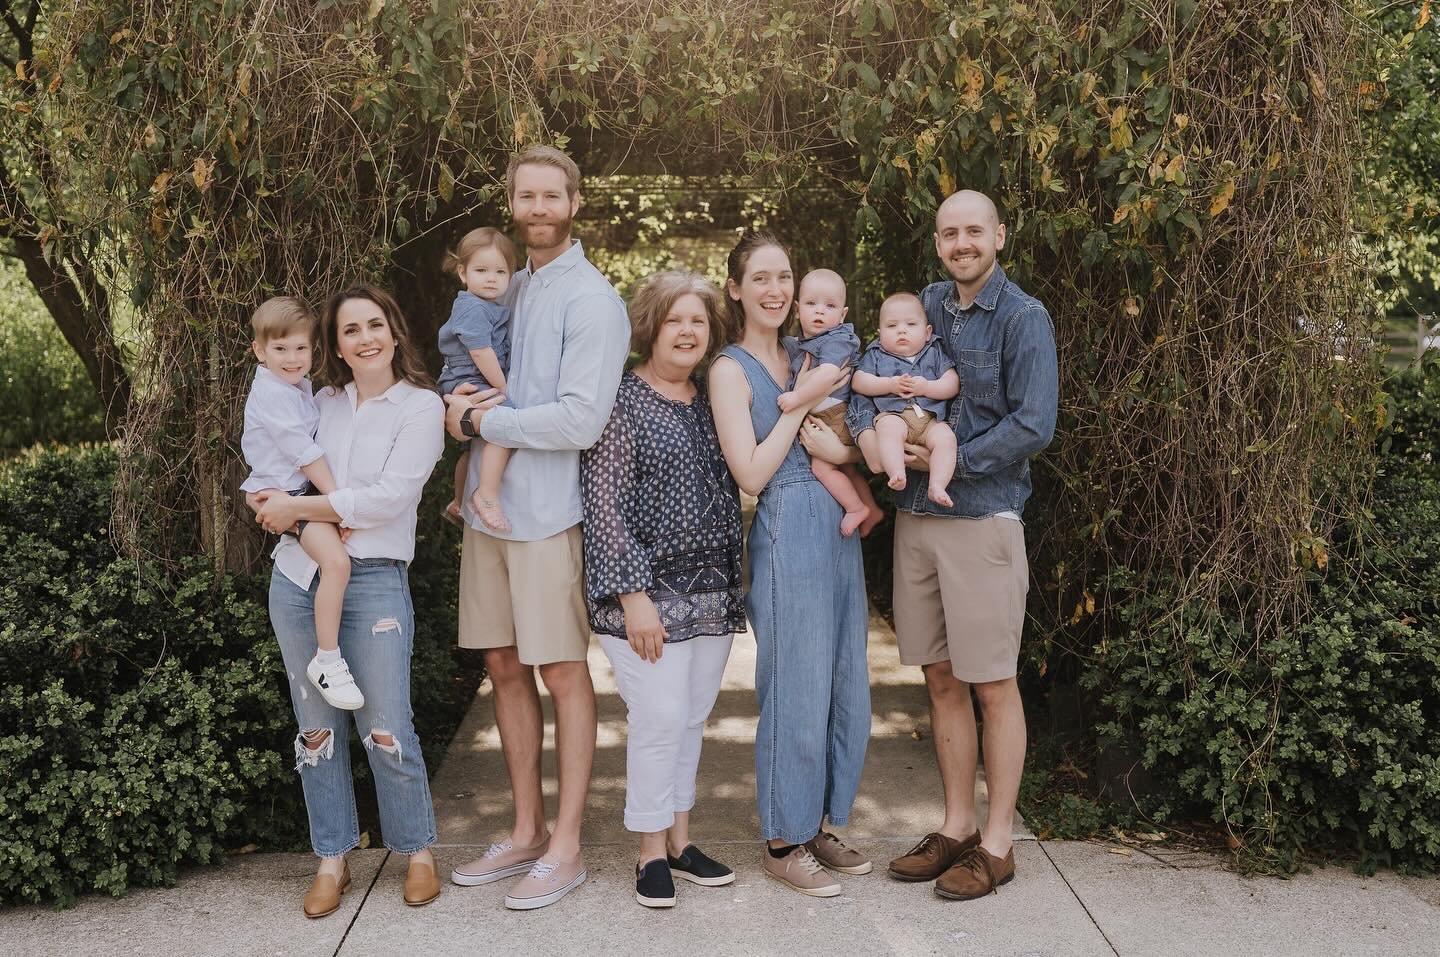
[269,559,437,857]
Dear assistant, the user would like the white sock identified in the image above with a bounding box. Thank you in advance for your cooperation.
[315,647,341,665]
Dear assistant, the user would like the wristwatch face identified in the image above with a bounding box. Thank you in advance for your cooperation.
[461,411,477,437]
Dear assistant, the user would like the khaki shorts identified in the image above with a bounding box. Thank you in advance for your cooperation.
[458,523,590,666]
[877,405,934,444]
[811,403,853,446]
[892,512,1028,682]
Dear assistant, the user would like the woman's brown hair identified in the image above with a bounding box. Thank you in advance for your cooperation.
[722,228,791,344]
[627,271,726,363]
[317,284,435,391]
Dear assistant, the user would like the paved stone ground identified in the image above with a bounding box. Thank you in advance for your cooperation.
[3,612,1436,956]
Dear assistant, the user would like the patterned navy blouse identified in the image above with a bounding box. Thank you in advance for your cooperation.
[580,372,746,642]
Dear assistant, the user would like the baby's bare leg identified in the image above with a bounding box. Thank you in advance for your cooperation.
[451,448,470,509]
[875,415,910,491]
[298,522,351,653]
[471,442,514,533]
[811,458,869,536]
[923,421,958,508]
[843,465,885,536]
[855,428,882,474]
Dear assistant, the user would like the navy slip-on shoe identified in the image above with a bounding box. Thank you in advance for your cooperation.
[667,844,736,887]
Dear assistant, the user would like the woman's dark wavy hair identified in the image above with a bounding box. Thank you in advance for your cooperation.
[722,228,791,344]
[317,283,435,391]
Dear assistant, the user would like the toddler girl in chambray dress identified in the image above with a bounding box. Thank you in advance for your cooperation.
[437,227,517,532]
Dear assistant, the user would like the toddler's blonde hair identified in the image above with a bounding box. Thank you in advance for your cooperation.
[442,227,518,278]
[249,296,314,344]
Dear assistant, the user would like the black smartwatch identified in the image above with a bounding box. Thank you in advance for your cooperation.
[459,408,480,438]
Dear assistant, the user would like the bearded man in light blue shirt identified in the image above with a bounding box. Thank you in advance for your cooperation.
[443,146,630,911]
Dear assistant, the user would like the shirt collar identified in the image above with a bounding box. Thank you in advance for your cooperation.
[944,263,1008,315]
[254,364,307,391]
[525,239,585,288]
[343,377,416,406]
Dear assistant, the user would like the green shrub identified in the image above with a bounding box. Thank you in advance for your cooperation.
[0,445,473,906]
[1074,366,1440,871]
[0,260,107,456]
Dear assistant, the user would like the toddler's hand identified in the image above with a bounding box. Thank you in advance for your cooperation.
[777,390,800,413]
[896,374,920,399]
[338,527,353,545]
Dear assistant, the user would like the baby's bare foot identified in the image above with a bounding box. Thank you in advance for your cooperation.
[928,485,953,508]
[859,505,885,537]
[887,472,906,492]
[840,508,867,537]
[470,491,511,533]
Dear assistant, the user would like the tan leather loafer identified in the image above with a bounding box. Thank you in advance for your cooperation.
[935,846,1015,900]
[303,863,351,918]
[404,858,442,907]
[888,830,981,882]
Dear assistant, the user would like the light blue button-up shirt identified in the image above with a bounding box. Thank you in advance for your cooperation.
[464,240,630,541]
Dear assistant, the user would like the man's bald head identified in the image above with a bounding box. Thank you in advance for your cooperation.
[934,188,1006,297]
[936,189,1000,230]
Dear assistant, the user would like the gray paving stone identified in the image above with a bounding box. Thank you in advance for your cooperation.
[0,851,387,957]
[1042,839,1440,957]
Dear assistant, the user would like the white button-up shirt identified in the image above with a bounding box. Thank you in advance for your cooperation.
[240,365,324,493]
[466,240,630,542]
[273,378,444,588]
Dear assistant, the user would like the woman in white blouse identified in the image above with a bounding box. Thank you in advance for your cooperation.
[251,284,446,917]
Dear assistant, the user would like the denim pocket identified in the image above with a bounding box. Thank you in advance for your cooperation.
[959,349,1000,400]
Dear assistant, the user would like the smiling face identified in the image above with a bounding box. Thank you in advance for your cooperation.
[510,162,579,256]
[459,245,512,301]
[876,296,931,357]
[934,190,1006,290]
[333,296,397,378]
[727,243,794,333]
[796,270,848,338]
[650,292,711,377]
[253,331,313,385]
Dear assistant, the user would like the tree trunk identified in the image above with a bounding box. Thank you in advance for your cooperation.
[10,234,133,435]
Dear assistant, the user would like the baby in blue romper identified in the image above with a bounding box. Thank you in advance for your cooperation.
[779,269,882,537]
[438,227,516,532]
[851,292,961,507]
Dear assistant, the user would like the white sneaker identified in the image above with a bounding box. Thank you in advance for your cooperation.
[307,655,364,710]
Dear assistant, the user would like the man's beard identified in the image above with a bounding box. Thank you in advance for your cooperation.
[948,251,993,283]
[518,216,572,251]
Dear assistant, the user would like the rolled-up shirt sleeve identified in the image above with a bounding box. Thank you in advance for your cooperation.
[845,347,883,435]
[453,299,496,351]
[264,394,326,470]
[481,292,629,452]
[328,391,444,529]
[580,403,654,600]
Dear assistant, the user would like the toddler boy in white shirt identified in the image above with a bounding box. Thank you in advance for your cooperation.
[240,298,363,710]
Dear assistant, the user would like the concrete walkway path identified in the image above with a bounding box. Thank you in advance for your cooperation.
[3,613,1437,956]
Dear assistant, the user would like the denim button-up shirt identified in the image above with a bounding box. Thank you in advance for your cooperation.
[467,240,630,541]
[847,265,1058,519]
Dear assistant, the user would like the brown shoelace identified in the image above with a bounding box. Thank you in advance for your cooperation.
[949,847,1000,893]
[905,833,942,857]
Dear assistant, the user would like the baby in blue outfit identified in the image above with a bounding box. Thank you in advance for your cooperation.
[437,227,516,531]
[779,269,882,536]
[852,292,961,507]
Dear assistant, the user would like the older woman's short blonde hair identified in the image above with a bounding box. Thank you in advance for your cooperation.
[627,271,726,363]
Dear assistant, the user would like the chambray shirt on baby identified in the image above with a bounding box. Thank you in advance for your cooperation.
[854,336,956,418]
[437,291,511,396]
[466,240,630,542]
[240,365,323,494]
[783,322,861,405]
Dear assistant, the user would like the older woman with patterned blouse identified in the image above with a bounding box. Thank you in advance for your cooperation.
[580,270,746,911]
